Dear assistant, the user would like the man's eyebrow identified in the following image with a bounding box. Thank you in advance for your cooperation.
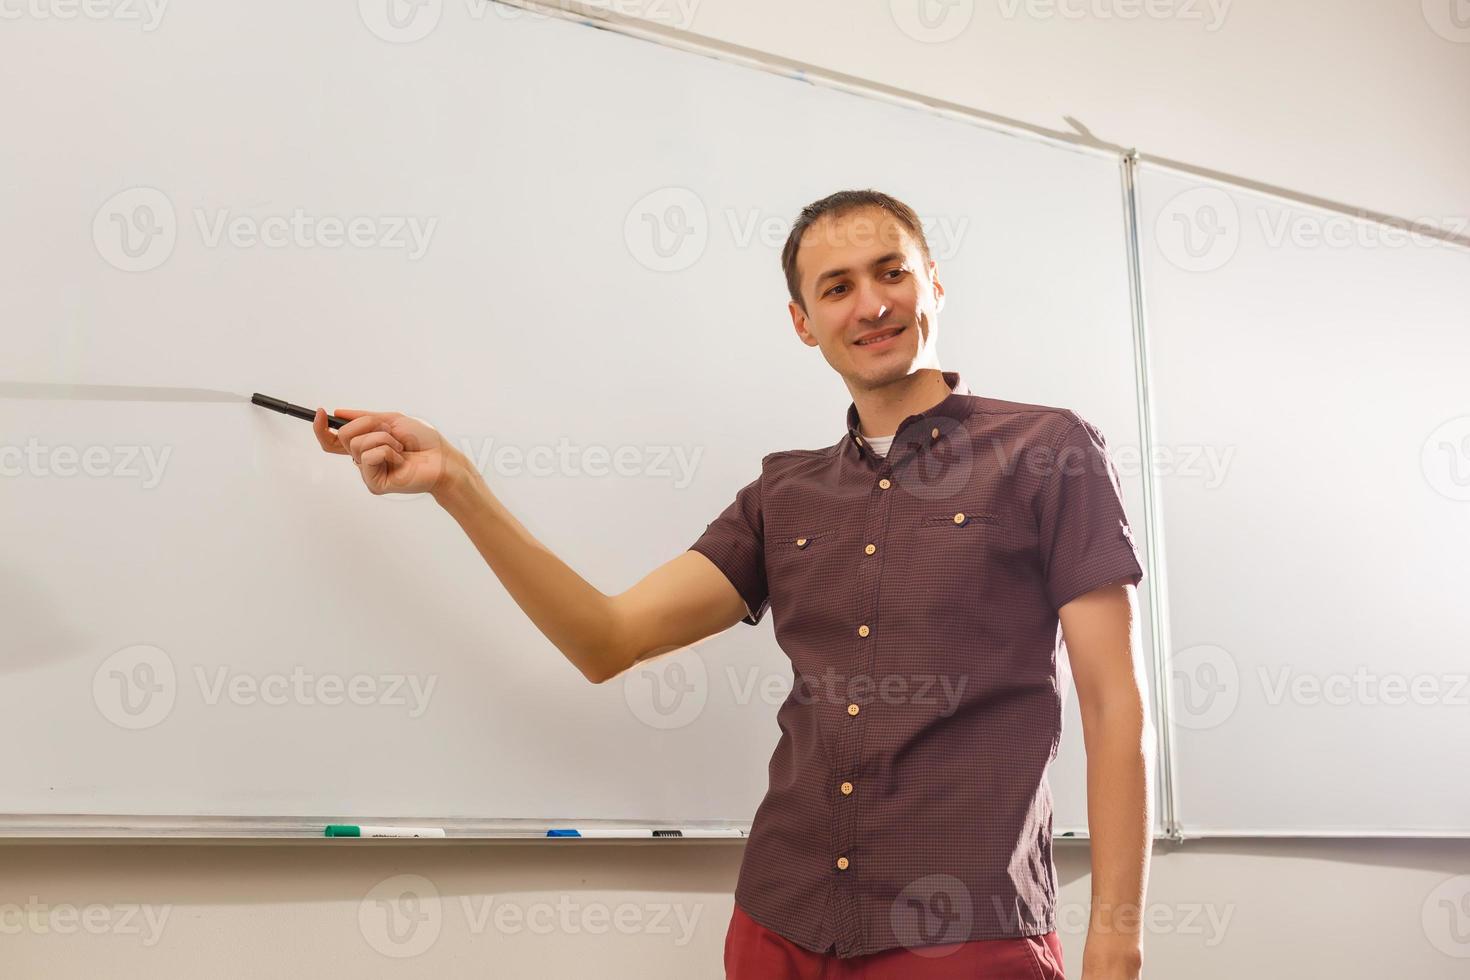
[812,251,906,288]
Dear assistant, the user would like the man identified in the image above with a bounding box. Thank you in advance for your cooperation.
[316,189,1150,980]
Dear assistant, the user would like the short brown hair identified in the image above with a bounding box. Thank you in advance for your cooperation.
[780,190,933,312]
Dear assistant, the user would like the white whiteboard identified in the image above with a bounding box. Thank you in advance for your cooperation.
[0,2,1157,832]
[1137,163,1470,835]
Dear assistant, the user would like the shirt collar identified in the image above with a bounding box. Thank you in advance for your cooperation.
[844,370,974,463]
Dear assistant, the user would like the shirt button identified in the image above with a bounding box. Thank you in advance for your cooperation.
[931,426,940,439]
[864,543,876,555]
[840,781,853,795]
[836,856,850,871]
[857,624,870,637]
[953,512,966,525]
[855,436,863,446]
[847,703,860,716]
[878,478,891,490]
[795,537,808,548]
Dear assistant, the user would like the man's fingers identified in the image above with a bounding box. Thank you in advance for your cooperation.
[313,408,348,454]
[334,414,392,446]
[345,430,405,463]
[361,444,405,470]
[331,409,400,446]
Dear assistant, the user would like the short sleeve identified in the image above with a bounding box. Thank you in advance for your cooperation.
[1036,416,1146,611]
[688,472,770,626]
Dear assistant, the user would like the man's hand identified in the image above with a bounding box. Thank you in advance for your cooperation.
[1080,932,1143,979]
[313,407,456,496]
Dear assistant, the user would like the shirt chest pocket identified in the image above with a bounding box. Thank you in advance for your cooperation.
[786,528,838,550]
[766,527,843,575]
[903,502,1030,592]
[763,526,856,629]
[915,507,1004,531]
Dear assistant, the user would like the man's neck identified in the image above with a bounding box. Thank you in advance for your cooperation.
[851,368,952,438]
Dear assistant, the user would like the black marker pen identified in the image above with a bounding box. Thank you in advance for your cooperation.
[251,393,348,430]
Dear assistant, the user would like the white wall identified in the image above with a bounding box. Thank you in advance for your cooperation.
[7,2,1468,977]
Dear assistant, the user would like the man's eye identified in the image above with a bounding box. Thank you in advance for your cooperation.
[825,284,848,297]
[885,269,905,279]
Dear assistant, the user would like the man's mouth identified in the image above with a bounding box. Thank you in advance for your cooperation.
[855,326,906,347]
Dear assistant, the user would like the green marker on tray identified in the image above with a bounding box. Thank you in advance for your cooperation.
[325,824,445,838]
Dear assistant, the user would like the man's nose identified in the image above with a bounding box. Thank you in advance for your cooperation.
[853,280,890,323]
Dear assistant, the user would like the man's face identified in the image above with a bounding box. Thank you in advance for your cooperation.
[788,206,944,389]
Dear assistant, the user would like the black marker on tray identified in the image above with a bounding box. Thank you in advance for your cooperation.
[251,393,348,430]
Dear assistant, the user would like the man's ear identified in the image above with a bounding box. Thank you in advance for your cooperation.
[789,300,817,347]
[930,261,945,313]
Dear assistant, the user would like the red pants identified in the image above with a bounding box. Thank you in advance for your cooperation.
[724,903,1066,979]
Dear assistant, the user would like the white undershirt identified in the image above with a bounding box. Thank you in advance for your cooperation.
[861,432,896,457]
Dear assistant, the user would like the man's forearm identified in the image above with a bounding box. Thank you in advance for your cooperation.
[431,447,623,683]
[1081,692,1151,975]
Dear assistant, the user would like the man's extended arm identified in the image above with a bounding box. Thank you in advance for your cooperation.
[320,407,748,684]
[431,446,747,683]
[1061,578,1152,980]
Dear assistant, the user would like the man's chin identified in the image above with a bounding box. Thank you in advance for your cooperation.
[844,358,914,390]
